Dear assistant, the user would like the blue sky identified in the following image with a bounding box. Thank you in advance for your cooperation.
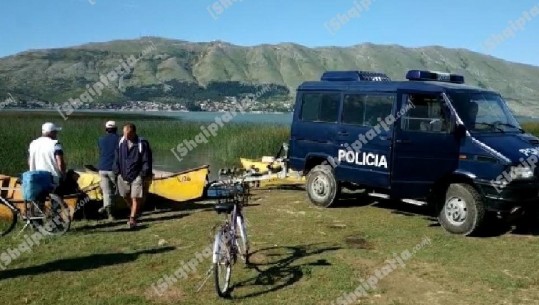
[0,0,538,66]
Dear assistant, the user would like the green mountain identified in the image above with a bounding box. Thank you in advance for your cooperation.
[1,37,538,115]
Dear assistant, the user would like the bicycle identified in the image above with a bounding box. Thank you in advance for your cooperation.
[0,179,72,237]
[211,168,251,298]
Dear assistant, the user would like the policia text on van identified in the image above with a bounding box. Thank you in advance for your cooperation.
[288,70,539,235]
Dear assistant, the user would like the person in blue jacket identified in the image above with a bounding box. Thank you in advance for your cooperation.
[114,123,153,229]
[97,121,120,220]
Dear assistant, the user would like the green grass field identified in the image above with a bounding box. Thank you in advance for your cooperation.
[1,190,538,305]
[1,112,539,304]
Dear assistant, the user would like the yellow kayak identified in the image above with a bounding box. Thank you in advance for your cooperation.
[240,157,282,173]
[258,174,305,187]
[239,158,305,187]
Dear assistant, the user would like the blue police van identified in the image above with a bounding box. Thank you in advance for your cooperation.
[288,70,539,235]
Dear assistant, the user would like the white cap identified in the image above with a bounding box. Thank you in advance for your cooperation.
[105,121,116,128]
[42,122,62,133]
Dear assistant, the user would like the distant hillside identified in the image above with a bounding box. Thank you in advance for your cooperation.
[0,37,538,114]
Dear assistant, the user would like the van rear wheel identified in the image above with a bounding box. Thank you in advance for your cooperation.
[438,183,486,236]
[306,165,340,208]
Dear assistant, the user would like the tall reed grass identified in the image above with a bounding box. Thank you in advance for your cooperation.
[0,112,290,176]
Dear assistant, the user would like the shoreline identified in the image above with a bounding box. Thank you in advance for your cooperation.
[0,109,294,125]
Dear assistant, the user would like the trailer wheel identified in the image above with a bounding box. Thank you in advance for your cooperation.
[438,183,486,236]
[306,165,340,208]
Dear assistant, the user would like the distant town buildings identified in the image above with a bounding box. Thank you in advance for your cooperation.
[0,95,294,113]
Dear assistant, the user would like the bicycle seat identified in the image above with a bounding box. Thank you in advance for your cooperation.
[214,203,235,214]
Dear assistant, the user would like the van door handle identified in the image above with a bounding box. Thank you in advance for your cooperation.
[380,136,392,141]
[396,139,412,144]
[337,131,349,136]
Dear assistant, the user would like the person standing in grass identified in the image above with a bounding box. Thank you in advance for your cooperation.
[113,123,153,229]
[97,120,120,221]
[28,122,66,187]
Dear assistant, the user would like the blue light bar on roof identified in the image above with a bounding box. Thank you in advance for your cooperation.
[321,71,391,82]
[406,70,465,84]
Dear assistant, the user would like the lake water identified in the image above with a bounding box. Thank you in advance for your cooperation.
[145,111,293,124]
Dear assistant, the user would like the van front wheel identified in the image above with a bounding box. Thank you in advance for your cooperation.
[438,183,486,236]
[306,165,340,208]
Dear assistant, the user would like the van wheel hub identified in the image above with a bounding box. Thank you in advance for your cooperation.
[312,176,329,197]
[445,197,468,226]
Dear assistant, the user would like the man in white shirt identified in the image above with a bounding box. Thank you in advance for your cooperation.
[28,122,66,187]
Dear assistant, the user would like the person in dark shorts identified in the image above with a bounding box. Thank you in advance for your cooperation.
[113,123,152,229]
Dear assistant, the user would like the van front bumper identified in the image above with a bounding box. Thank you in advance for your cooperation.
[476,180,539,213]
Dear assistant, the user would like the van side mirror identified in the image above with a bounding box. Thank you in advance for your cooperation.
[455,124,467,138]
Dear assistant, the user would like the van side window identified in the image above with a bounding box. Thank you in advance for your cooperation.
[300,93,341,122]
[401,94,449,133]
[342,94,394,127]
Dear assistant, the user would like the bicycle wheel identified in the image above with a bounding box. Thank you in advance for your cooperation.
[31,194,71,236]
[0,198,17,237]
[235,214,249,264]
[213,228,232,298]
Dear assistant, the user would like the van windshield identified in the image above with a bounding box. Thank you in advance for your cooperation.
[447,91,522,133]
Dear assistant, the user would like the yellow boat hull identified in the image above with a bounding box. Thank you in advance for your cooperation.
[0,175,17,219]
[0,175,80,218]
[149,166,209,202]
[77,172,103,201]
[1,165,209,221]
[77,165,209,204]
[76,171,125,209]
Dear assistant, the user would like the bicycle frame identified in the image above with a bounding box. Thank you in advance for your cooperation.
[212,204,241,263]
[0,196,18,213]
[0,188,50,217]
[0,192,65,237]
[204,168,252,297]
[0,196,37,220]
[212,170,249,261]
[229,203,242,257]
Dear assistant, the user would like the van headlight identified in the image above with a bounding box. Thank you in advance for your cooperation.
[510,166,534,180]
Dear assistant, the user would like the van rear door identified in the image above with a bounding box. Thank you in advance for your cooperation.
[289,91,342,171]
[334,92,395,189]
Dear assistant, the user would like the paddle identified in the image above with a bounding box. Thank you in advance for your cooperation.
[83,164,99,173]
